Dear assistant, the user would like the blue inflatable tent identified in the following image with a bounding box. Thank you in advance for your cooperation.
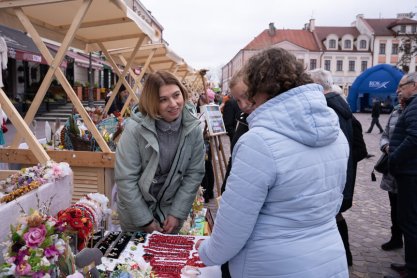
[347,64,404,112]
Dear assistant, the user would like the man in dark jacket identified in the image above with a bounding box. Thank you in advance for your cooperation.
[386,72,417,278]
[222,96,241,147]
[366,100,384,133]
[309,69,368,267]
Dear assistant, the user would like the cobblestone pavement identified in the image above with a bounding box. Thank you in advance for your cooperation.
[207,113,405,278]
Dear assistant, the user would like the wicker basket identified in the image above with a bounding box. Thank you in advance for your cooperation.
[61,127,92,151]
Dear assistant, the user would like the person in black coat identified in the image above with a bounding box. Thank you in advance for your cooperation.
[222,97,241,147]
[309,69,368,267]
[387,72,417,277]
[366,100,384,133]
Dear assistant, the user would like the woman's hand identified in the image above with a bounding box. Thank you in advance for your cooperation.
[142,220,163,233]
[162,215,179,234]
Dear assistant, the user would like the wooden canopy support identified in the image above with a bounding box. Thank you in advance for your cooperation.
[0,149,115,168]
[0,0,158,166]
[0,89,49,163]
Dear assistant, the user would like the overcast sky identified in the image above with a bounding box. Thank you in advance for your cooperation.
[140,0,415,80]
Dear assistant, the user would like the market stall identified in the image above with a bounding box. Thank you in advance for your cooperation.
[0,0,158,202]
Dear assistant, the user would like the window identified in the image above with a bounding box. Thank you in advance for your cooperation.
[361,61,368,72]
[400,25,406,33]
[337,60,343,71]
[379,43,386,54]
[329,39,336,49]
[324,60,331,71]
[392,43,399,55]
[413,25,417,33]
[344,40,352,49]
[297,59,305,65]
[360,40,367,49]
[349,61,355,72]
[310,59,317,70]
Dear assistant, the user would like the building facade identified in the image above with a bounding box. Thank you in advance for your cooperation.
[221,13,417,95]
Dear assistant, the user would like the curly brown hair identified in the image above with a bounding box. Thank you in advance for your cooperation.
[243,47,313,100]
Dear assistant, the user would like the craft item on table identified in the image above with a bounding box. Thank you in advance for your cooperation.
[143,233,205,277]
[96,231,121,255]
[105,232,134,259]
[45,120,52,143]
[106,257,153,278]
[0,209,75,277]
[57,193,110,251]
[180,186,207,236]
[90,230,105,248]
[62,114,92,151]
[0,161,71,204]
[132,232,147,246]
[74,247,103,278]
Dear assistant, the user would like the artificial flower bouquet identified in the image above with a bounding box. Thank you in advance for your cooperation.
[107,257,154,278]
[57,193,111,251]
[0,161,70,204]
[0,209,75,277]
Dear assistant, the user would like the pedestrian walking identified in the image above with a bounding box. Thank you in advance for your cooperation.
[366,100,384,133]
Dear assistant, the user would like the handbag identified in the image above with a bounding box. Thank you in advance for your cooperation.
[1,119,7,133]
[374,152,389,174]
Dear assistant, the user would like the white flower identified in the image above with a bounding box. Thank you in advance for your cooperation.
[40,256,51,267]
[55,238,66,254]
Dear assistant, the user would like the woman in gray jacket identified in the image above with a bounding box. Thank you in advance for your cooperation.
[379,94,404,250]
[115,71,205,234]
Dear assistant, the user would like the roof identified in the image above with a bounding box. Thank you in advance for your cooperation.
[0,0,158,52]
[244,29,319,51]
[315,26,360,41]
[109,43,185,71]
[362,18,417,36]
[0,24,40,54]
[363,19,399,36]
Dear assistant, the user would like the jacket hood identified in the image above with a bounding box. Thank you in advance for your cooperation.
[325,92,352,121]
[247,84,340,147]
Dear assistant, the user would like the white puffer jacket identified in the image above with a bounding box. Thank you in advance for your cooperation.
[199,84,350,278]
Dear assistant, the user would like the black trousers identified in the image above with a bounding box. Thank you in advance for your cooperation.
[388,191,402,239]
[367,117,383,133]
[396,174,417,276]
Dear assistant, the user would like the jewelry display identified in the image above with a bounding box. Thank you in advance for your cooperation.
[96,231,121,255]
[106,232,134,259]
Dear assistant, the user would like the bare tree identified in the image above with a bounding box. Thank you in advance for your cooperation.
[396,12,417,73]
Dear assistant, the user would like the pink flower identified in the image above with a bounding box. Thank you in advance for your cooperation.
[52,165,62,177]
[23,224,46,248]
[44,246,59,258]
[15,261,32,276]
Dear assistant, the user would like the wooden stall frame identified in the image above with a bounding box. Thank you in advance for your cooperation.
[208,134,228,197]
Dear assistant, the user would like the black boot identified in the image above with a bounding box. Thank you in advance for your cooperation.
[337,218,353,266]
[381,228,403,251]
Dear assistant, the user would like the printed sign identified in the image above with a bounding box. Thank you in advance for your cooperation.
[200,104,226,136]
